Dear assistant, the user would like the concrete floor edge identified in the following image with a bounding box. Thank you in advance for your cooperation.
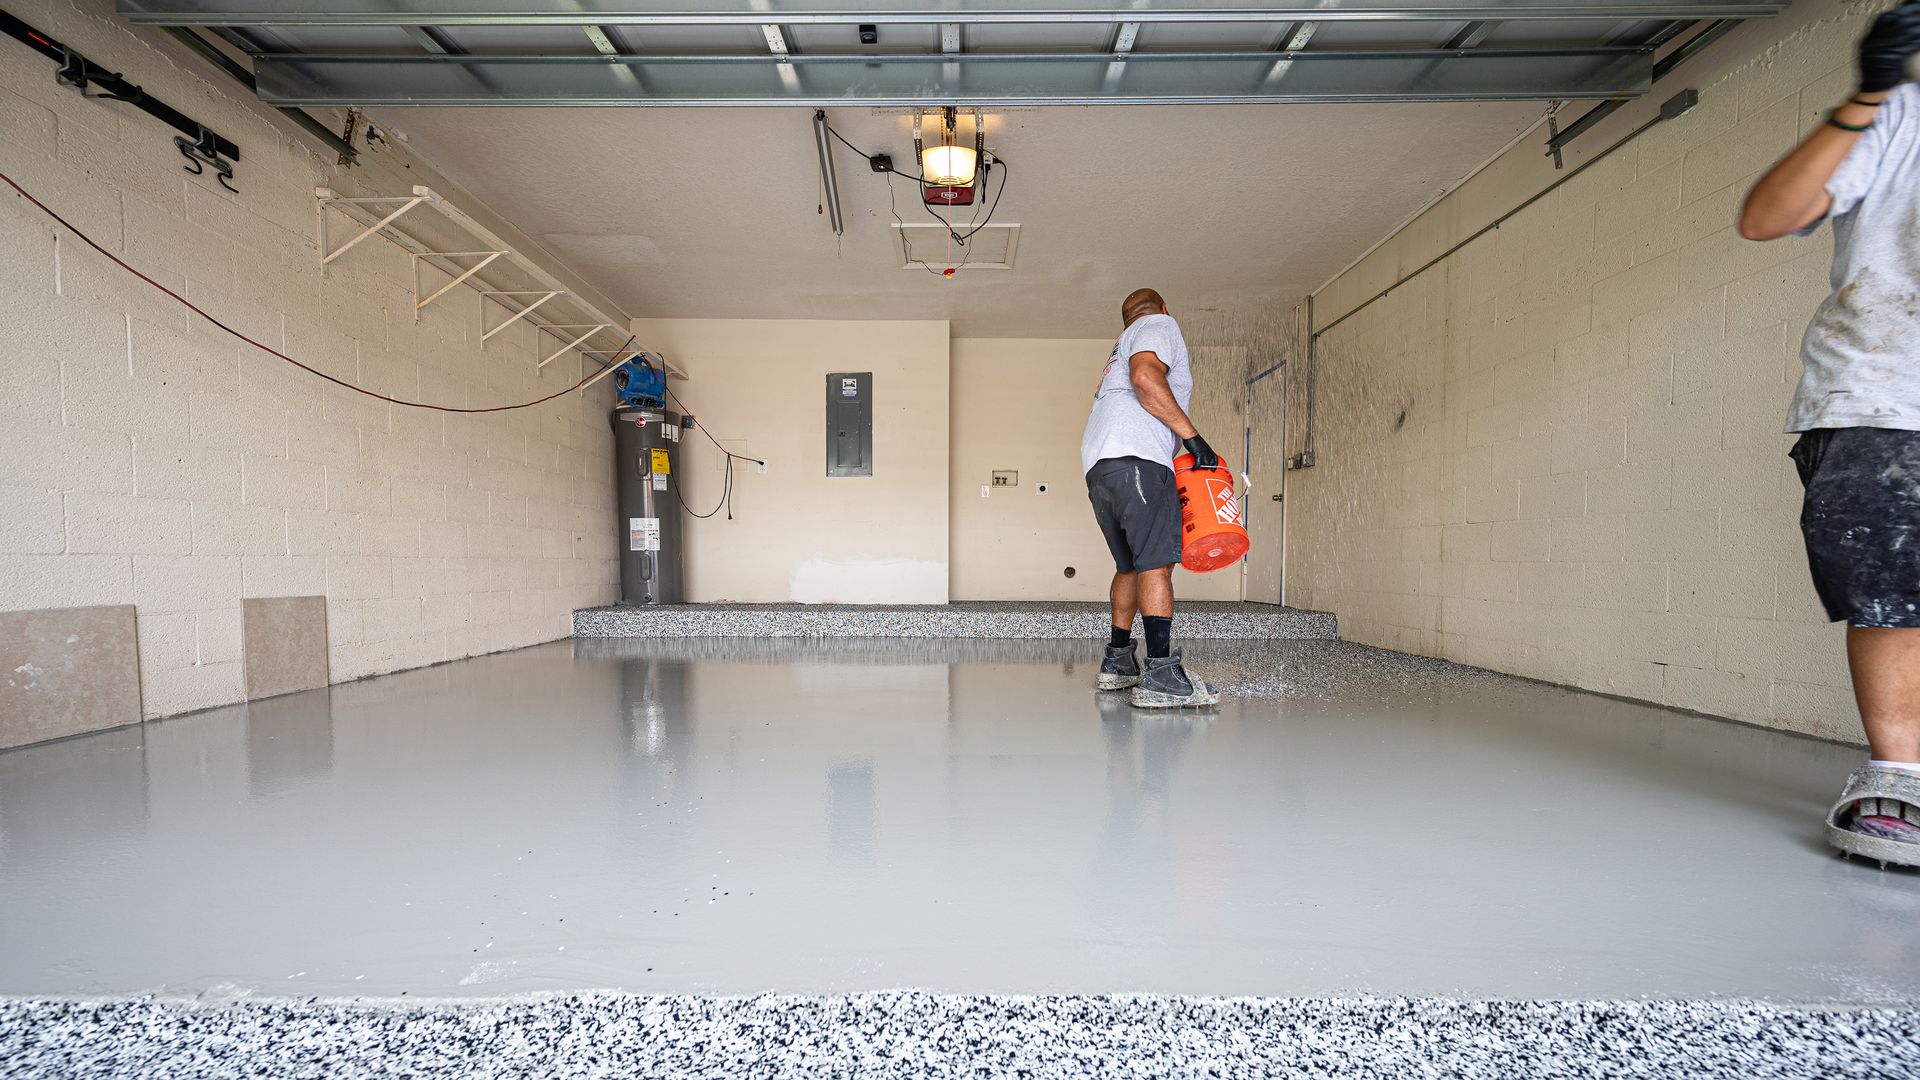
[0,631,581,754]
[10,628,1860,757]
[0,988,1909,1009]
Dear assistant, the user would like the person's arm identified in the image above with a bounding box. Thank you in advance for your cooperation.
[1129,352,1220,467]
[1739,2,1920,241]
[1737,94,1886,241]
[1128,352,1195,439]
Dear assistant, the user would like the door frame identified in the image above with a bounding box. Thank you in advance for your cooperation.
[1244,360,1287,607]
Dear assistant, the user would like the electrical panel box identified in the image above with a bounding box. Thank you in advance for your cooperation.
[826,372,873,477]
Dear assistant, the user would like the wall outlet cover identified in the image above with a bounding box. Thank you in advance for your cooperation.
[758,460,768,474]
[980,485,990,498]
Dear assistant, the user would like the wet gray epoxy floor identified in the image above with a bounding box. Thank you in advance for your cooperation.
[1,637,1916,1006]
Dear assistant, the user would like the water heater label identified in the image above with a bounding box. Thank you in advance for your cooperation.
[629,517,661,552]
[652,475,667,491]
[650,449,671,475]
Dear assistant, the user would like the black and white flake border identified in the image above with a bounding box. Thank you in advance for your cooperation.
[3,993,1917,1079]
[572,602,1338,640]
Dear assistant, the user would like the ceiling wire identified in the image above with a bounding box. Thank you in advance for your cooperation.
[876,147,1003,275]
[884,168,954,278]
[663,383,758,520]
[827,119,1008,249]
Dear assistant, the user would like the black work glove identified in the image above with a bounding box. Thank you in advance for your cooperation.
[1182,434,1221,470]
[1859,1,1920,93]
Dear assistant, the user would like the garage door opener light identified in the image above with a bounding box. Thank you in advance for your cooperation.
[916,107,981,190]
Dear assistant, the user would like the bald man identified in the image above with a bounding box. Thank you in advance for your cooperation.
[1081,288,1220,709]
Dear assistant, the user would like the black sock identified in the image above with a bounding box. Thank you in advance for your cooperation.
[1144,615,1172,659]
[1109,624,1132,649]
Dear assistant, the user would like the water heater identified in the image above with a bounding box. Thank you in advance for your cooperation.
[613,406,687,605]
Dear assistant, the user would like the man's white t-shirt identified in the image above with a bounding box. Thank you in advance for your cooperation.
[1790,84,1920,432]
[1080,313,1194,476]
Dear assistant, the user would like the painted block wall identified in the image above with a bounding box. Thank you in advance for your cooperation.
[0,0,621,720]
[1285,1,1878,742]
[948,337,1247,603]
[630,318,951,604]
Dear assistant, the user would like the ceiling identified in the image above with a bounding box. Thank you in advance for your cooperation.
[114,2,1783,338]
[119,0,1785,106]
[374,100,1545,338]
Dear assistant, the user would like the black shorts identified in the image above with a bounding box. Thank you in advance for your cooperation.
[1792,427,1920,628]
[1087,456,1181,574]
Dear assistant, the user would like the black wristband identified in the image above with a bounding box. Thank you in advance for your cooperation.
[1829,111,1874,133]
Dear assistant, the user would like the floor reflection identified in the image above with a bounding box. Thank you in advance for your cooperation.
[1094,695,1206,922]
[246,691,336,798]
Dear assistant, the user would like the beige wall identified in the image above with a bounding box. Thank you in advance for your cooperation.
[949,337,1246,602]
[0,0,620,719]
[1286,1,1870,741]
[632,318,951,604]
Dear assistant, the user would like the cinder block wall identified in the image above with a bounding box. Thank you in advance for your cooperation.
[1287,1,1874,742]
[0,0,621,721]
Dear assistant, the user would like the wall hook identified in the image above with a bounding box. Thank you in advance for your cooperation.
[7,12,241,190]
[55,47,144,104]
[175,126,237,193]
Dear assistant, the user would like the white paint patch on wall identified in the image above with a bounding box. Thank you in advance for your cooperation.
[790,557,949,605]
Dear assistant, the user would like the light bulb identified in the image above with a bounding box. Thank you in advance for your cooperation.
[920,144,978,187]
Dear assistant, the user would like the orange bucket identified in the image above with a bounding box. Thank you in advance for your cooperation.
[1173,452,1251,572]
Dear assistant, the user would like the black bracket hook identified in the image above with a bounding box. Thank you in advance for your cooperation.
[52,47,95,92]
[174,126,238,193]
[54,47,144,104]
[7,12,241,191]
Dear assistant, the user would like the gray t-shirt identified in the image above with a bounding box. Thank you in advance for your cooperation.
[1081,313,1194,476]
[1790,84,1920,432]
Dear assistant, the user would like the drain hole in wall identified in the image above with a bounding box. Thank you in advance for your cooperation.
[1063,566,1076,578]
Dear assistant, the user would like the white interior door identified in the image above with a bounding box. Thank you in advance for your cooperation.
[1243,369,1287,606]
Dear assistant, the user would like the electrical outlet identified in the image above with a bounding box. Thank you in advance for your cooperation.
[980,485,990,499]
[991,470,1018,487]
[757,460,768,475]
[1036,482,1050,495]
[869,153,893,173]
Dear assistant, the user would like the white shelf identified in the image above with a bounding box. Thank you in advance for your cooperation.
[314,185,685,380]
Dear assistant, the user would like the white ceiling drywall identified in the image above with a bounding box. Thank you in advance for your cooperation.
[375,102,1545,337]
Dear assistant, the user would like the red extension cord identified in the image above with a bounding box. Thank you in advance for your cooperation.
[1,167,633,414]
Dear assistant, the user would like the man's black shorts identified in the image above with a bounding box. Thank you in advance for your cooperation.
[1792,427,1920,628]
[1086,456,1181,574]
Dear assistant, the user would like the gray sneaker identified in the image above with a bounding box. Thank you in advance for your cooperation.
[1129,650,1219,709]
[1096,643,1141,691]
